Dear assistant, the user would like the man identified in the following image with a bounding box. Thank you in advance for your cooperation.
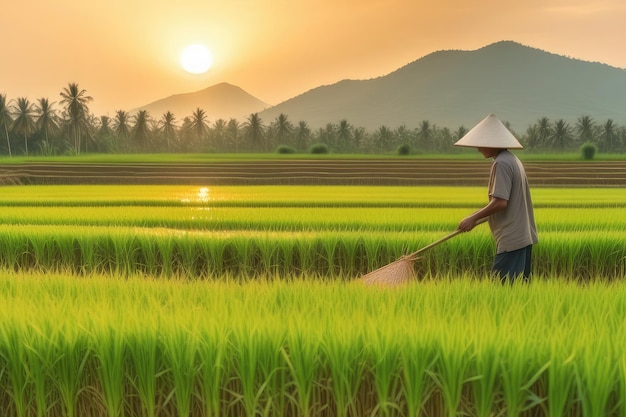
[455,114,538,283]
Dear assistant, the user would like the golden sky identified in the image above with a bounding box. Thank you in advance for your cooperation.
[3,0,626,116]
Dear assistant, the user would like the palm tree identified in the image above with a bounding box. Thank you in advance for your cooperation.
[94,116,115,152]
[435,126,454,151]
[336,119,353,152]
[524,125,540,150]
[111,110,132,151]
[550,119,573,152]
[454,126,468,141]
[190,108,208,147]
[11,97,36,155]
[243,113,265,152]
[352,126,367,152]
[319,123,337,150]
[178,117,194,150]
[417,120,433,151]
[271,113,293,149]
[113,110,131,140]
[576,115,596,145]
[35,98,59,147]
[98,116,112,136]
[211,119,227,151]
[226,118,241,152]
[600,119,618,152]
[159,112,177,151]
[131,110,152,151]
[0,94,13,156]
[372,125,393,153]
[59,83,93,154]
[294,121,311,152]
[536,117,551,149]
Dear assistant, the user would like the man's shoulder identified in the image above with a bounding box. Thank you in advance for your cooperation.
[495,150,515,159]
[494,150,521,166]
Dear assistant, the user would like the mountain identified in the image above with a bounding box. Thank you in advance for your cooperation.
[259,41,626,131]
[131,82,269,120]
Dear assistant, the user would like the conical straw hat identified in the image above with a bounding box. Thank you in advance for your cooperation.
[454,114,523,149]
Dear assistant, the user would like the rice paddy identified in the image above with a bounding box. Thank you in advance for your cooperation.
[0,185,624,279]
[0,183,625,416]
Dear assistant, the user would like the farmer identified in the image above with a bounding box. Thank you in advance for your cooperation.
[455,114,538,283]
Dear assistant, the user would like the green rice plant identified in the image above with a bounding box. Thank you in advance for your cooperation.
[197,322,232,417]
[255,325,289,417]
[3,184,626,209]
[125,323,161,417]
[49,325,91,417]
[22,321,56,417]
[160,319,199,417]
[229,236,256,276]
[535,232,626,280]
[4,182,626,280]
[76,235,98,275]
[364,322,402,417]
[407,230,493,279]
[0,231,28,270]
[0,316,31,417]
[111,232,141,276]
[209,237,239,277]
[546,331,577,417]
[4,270,626,416]
[575,338,617,417]
[398,328,438,417]
[254,237,282,276]
[291,238,317,276]
[319,320,367,417]
[570,286,621,416]
[335,237,365,276]
[282,327,321,417]
[25,236,50,271]
[430,326,474,417]
[361,235,392,272]
[3,204,626,235]
[88,317,126,417]
[319,237,341,277]
[469,327,501,417]
[0,226,624,280]
[154,236,175,277]
[275,238,296,276]
[619,351,626,417]
[134,234,160,276]
[497,334,549,417]
[171,237,197,277]
[231,323,266,417]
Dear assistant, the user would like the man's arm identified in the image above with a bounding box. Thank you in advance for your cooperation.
[457,196,508,232]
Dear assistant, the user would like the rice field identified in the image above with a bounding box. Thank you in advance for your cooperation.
[0,185,624,279]
[1,184,626,416]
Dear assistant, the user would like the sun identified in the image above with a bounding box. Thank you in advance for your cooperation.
[180,44,213,74]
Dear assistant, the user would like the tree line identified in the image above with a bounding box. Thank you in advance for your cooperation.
[2,83,626,157]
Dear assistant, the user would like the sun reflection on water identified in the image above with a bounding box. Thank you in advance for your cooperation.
[197,187,210,203]
[180,187,211,204]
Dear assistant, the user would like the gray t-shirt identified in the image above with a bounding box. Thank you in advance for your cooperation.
[488,150,538,253]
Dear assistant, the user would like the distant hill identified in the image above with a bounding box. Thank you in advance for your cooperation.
[259,41,626,132]
[131,82,269,121]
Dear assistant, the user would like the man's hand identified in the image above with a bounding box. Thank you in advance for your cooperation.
[458,216,478,232]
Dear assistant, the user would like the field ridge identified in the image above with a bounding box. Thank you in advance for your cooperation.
[2,159,626,186]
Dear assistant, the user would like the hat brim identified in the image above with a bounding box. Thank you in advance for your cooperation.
[454,114,523,149]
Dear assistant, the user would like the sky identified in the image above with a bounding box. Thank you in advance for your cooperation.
[3,0,626,117]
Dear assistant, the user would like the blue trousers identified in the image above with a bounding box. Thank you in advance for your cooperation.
[493,245,533,284]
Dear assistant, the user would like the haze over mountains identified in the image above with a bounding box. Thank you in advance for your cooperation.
[134,41,626,131]
[132,83,269,122]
